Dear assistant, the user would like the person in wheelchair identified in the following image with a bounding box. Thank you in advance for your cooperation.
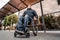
[16,4,38,34]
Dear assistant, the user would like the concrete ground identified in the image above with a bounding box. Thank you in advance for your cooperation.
[0,30,60,40]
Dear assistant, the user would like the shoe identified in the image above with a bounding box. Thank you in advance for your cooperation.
[15,30,24,34]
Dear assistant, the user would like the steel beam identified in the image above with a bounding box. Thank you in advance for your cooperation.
[8,3,20,11]
[20,0,28,7]
[3,7,14,13]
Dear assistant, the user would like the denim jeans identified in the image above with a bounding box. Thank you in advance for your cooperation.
[16,15,33,32]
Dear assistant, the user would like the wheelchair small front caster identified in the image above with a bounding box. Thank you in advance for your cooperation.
[33,33,37,36]
[25,33,30,38]
[14,31,17,37]
[34,33,37,36]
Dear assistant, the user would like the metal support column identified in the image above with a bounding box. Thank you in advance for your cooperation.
[40,0,46,33]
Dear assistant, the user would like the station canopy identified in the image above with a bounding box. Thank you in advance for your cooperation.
[0,0,41,19]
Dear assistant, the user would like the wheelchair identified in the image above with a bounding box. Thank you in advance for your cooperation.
[14,19,38,38]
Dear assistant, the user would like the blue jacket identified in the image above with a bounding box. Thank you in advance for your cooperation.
[22,8,38,19]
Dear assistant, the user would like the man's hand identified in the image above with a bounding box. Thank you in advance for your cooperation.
[34,17,37,20]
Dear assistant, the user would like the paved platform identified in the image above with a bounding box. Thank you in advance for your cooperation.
[0,30,60,40]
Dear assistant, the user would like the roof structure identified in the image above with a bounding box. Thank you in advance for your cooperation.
[0,0,42,19]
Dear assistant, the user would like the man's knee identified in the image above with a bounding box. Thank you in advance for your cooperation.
[24,15,29,20]
[19,16,23,19]
[18,16,24,21]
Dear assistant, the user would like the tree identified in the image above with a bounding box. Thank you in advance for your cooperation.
[39,15,57,30]
[3,14,18,27]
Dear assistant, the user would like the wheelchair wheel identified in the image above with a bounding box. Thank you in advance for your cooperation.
[14,31,17,37]
[32,20,38,36]
[25,28,30,38]
[25,33,30,38]
[33,26,38,36]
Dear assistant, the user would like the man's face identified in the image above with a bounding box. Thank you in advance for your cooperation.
[28,5,31,8]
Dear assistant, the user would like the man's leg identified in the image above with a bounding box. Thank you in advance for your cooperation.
[16,16,24,31]
[24,15,29,32]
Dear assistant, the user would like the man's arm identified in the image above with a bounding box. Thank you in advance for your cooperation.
[33,10,38,19]
[22,11,26,17]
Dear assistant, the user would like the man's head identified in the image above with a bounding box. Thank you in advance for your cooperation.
[27,4,32,8]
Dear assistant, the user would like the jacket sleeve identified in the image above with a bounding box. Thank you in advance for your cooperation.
[22,11,26,17]
[33,10,38,19]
